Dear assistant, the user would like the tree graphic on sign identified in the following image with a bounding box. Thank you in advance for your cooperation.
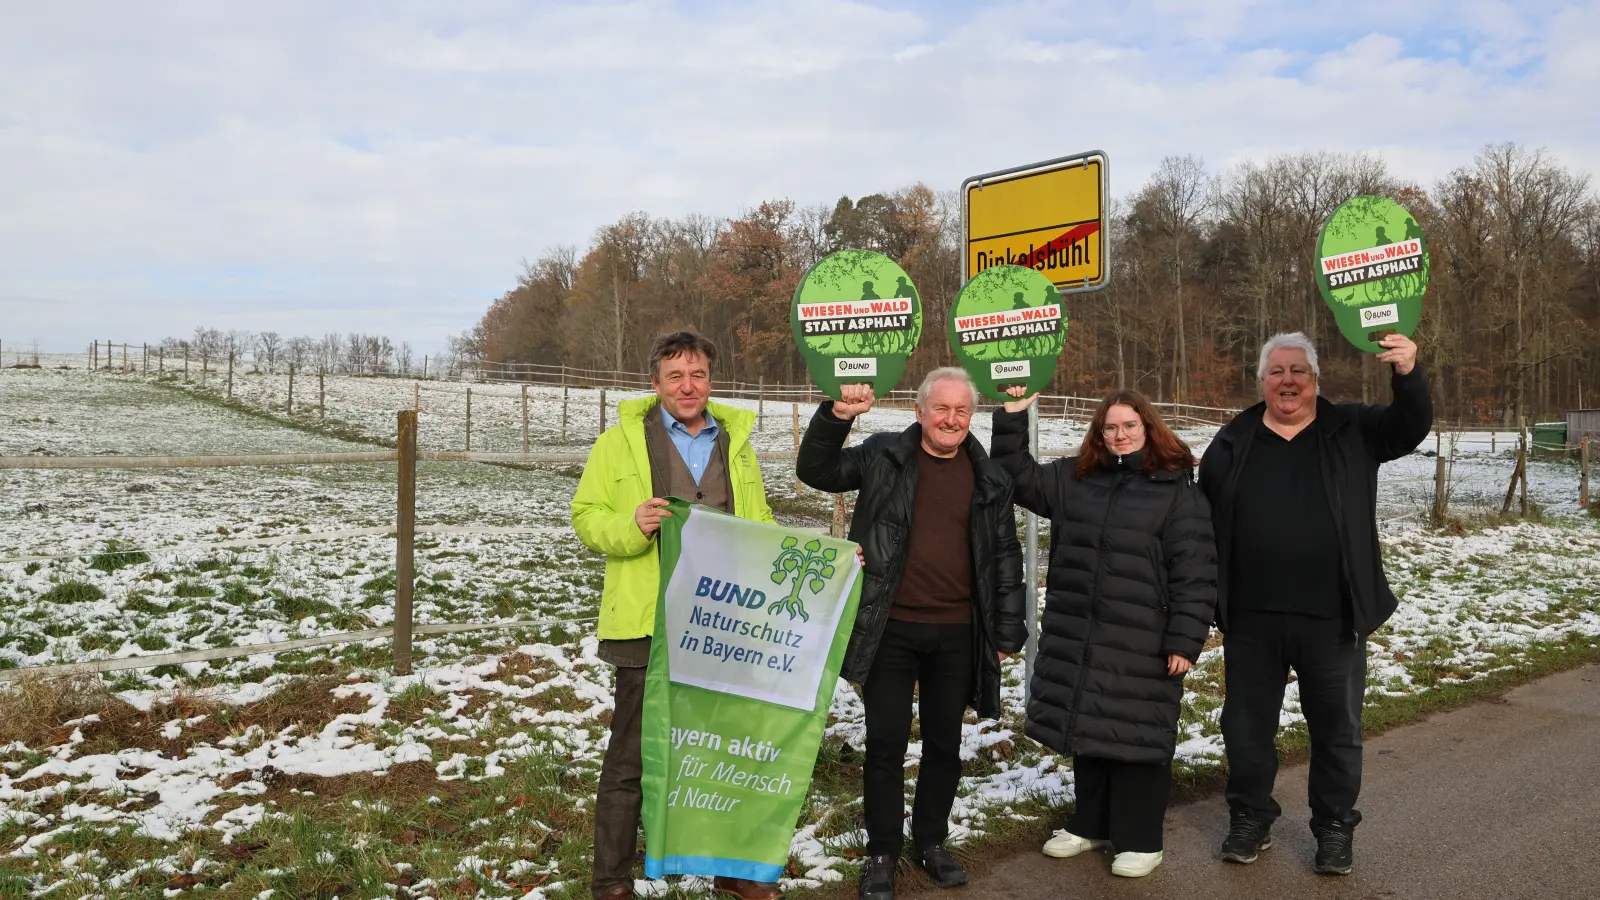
[768,536,837,622]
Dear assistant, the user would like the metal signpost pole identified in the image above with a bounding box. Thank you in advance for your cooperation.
[960,149,1110,708]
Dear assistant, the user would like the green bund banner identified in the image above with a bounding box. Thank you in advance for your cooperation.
[641,499,862,881]
[791,249,923,400]
[1316,196,1430,353]
[948,264,1068,402]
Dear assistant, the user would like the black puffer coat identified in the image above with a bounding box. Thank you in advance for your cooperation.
[796,403,1028,719]
[992,409,1218,764]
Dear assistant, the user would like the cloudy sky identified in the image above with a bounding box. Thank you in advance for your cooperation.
[2,0,1596,356]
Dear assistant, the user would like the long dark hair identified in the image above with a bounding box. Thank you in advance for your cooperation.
[1073,389,1194,480]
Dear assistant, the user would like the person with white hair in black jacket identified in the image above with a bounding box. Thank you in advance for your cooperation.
[1201,331,1431,877]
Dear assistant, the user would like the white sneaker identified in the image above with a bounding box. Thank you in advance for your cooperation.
[1042,830,1107,858]
[1111,850,1164,877]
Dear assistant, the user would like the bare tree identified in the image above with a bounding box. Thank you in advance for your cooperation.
[1142,156,1213,401]
[320,333,344,373]
[226,329,255,366]
[288,336,314,369]
[256,331,282,374]
[191,327,224,359]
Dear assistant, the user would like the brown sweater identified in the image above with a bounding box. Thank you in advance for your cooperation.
[890,444,975,625]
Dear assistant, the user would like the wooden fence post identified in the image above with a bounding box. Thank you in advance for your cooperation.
[758,377,765,431]
[201,352,209,387]
[319,370,326,422]
[143,344,148,372]
[122,343,128,372]
[562,386,570,440]
[521,384,530,453]
[227,351,234,398]
[422,355,428,380]
[466,387,473,451]
[158,348,164,373]
[1519,417,1530,517]
[394,410,417,675]
[831,494,846,539]
[793,403,802,495]
[287,364,295,415]
[1432,431,1447,526]
[1491,431,1496,454]
[413,382,419,412]
[600,388,607,432]
[1580,439,1590,508]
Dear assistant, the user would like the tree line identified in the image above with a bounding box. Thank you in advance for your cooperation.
[459,143,1600,424]
[156,328,418,377]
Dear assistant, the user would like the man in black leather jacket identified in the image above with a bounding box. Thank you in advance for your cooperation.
[797,366,1027,900]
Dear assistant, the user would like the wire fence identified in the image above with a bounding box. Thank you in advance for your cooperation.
[0,424,850,683]
[2,373,1594,681]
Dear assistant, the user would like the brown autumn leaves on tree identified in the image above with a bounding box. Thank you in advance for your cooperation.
[465,143,1600,424]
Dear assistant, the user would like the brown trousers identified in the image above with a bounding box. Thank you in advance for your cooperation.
[592,649,648,895]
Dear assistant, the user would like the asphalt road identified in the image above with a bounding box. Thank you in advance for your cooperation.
[905,662,1600,900]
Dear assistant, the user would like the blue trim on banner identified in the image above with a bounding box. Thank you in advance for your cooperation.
[644,855,783,881]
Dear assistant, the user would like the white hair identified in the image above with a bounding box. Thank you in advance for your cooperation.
[1257,332,1320,388]
[915,366,979,409]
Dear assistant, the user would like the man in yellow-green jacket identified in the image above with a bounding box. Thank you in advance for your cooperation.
[572,330,776,900]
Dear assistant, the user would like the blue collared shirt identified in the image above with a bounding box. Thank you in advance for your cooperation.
[663,406,719,485]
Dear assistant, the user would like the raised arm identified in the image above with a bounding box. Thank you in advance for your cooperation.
[1360,333,1434,463]
[796,400,872,493]
[990,407,1062,519]
[1359,364,1434,464]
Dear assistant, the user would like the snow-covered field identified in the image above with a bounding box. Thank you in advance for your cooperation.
[2,366,1598,899]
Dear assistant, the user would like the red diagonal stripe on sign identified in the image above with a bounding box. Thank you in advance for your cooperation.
[1024,221,1101,269]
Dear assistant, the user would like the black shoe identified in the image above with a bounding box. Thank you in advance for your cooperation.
[1312,820,1355,875]
[1220,809,1273,864]
[916,844,968,888]
[859,854,895,900]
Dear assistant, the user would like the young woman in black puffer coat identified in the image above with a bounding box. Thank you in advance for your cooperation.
[992,388,1218,879]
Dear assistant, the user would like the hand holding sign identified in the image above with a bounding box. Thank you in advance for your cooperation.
[831,384,875,420]
[1002,384,1037,412]
[1374,333,1417,375]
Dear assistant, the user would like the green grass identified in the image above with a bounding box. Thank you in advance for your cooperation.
[88,539,152,573]
[38,580,105,604]
[173,580,215,599]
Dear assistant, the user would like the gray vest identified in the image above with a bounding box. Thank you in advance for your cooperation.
[643,408,735,514]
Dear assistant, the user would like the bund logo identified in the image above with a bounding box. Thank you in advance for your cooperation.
[768,536,837,622]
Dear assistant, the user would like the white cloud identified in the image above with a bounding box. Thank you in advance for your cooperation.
[0,0,1595,352]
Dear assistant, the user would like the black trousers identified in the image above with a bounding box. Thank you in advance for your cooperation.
[1067,756,1172,853]
[592,660,647,895]
[1221,611,1367,828]
[862,619,974,856]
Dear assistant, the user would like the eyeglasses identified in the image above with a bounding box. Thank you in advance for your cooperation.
[1102,421,1144,438]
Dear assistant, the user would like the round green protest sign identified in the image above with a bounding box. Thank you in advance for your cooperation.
[1316,196,1429,353]
[791,250,923,400]
[948,265,1067,402]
